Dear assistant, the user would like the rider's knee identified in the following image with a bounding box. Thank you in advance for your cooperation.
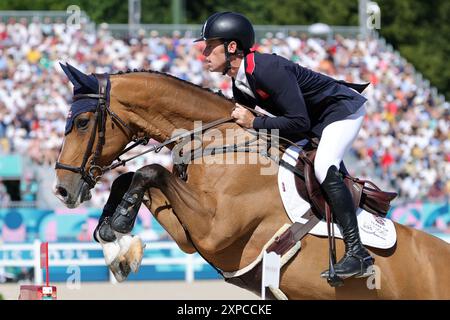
[314,155,339,185]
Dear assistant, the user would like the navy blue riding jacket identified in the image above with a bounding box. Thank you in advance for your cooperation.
[232,52,368,140]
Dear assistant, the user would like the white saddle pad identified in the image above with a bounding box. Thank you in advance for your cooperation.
[278,142,397,249]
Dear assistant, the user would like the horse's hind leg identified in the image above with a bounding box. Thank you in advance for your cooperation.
[95,172,145,282]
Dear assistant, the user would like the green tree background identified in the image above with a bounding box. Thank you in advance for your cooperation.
[0,0,448,98]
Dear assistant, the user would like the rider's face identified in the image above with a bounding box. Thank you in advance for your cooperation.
[202,39,226,73]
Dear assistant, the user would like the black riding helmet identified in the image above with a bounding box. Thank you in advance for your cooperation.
[195,12,255,74]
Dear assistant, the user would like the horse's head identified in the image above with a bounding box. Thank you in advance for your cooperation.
[54,66,235,208]
[54,64,131,208]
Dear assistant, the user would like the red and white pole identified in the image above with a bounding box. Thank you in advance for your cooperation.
[40,242,49,287]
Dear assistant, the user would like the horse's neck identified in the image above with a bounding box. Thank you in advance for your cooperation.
[114,73,233,144]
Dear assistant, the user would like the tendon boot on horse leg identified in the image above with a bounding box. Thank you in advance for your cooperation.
[94,172,136,245]
[95,172,145,282]
[319,166,374,280]
[110,167,156,234]
[109,166,170,276]
[111,164,175,234]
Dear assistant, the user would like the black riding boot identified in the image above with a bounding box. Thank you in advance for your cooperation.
[319,166,374,279]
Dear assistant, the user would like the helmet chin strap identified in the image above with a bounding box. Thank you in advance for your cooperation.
[222,41,232,75]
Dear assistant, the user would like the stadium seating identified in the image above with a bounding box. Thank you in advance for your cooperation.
[0,18,448,208]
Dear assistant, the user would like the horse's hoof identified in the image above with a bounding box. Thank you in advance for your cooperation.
[124,236,145,273]
[108,235,145,280]
[100,240,121,266]
[110,255,131,282]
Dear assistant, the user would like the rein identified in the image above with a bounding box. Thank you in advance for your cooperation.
[56,72,320,279]
[103,115,236,172]
[55,72,314,190]
[55,72,237,188]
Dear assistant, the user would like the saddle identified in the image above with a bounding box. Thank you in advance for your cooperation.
[294,146,398,219]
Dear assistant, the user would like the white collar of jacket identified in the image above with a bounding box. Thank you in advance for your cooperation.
[234,59,256,99]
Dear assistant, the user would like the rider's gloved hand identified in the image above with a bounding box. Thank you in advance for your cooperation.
[231,103,255,129]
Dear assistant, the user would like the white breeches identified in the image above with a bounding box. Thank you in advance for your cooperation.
[314,105,366,184]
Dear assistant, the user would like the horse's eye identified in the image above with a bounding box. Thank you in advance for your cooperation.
[77,118,90,129]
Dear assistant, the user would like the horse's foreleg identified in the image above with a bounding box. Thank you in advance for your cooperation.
[94,172,135,243]
[95,172,144,282]
[144,188,196,254]
[112,164,215,253]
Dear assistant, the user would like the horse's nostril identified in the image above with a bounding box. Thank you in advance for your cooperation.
[57,186,68,198]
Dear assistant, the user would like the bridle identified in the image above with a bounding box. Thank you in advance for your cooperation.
[55,72,312,190]
[55,73,139,188]
[55,71,320,280]
[54,73,236,189]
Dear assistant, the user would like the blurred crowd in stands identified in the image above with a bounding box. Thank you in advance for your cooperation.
[0,17,448,208]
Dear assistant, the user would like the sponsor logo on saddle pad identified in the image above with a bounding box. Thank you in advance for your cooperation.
[277,143,397,250]
[360,215,390,240]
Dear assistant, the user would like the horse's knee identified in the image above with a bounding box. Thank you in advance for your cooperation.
[102,172,135,215]
[111,172,135,194]
[134,164,169,188]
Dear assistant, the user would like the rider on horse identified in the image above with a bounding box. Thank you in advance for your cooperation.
[195,11,374,280]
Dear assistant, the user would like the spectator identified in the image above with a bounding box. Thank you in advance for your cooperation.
[0,18,448,206]
[20,174,38,202]
[0,179,11,208]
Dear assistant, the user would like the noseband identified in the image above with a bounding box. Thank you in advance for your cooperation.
[55,73,309,191]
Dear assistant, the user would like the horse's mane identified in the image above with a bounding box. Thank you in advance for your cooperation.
[113,69,234,105]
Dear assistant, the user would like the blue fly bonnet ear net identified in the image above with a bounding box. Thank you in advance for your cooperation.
[60,63,110,135]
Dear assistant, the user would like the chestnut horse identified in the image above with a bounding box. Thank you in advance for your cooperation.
[54,65,450,299]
